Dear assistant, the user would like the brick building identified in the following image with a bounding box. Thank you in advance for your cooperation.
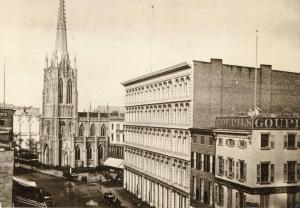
[122,58,300,208]
[190,129,215,208]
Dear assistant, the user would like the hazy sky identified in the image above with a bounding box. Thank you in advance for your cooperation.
[0,0,299,111]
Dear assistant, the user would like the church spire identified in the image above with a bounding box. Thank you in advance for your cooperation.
[55,0,68,56]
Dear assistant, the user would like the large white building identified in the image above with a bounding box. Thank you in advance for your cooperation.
[214,117,300,208]
[122,63,192,208]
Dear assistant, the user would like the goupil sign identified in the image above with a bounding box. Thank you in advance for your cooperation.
[215,117,300,130]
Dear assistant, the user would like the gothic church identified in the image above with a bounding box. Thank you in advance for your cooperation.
[40,0,108,168]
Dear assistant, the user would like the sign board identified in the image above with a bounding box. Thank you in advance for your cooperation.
[215,117,300,130]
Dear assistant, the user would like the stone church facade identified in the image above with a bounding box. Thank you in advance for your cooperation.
[40,0,108,168]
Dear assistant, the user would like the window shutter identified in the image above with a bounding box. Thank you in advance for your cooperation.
[284,163,288,182]
[226,139,228,146]
[216,157,219,175]
[297,163,300,181]
[221,187,224,206]
[271,164,274,183]
[270,135,275,149]
[284,135,288,148]
[232,160,235,178]
[297,135,300,148]
[257,164,261,183]
[225,159,228,176]
[236,161,239,180]
[214,185,218,203]
[244,163,247,181]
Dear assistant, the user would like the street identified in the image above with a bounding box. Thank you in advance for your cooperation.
[15,168,106,207]
[14,168,151,208]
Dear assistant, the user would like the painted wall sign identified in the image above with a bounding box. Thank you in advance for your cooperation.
[215,117,300,130]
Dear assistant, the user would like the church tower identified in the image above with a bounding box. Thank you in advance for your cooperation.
[41,0,78,167]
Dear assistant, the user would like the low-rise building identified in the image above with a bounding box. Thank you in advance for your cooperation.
[108,111,125,159]
[190,129,215,208]
[214,116,300,208]
[0,109,15,207]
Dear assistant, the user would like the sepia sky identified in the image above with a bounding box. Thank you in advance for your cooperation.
[0,0,299,111]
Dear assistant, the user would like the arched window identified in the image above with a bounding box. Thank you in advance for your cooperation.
[79,124,85,137]
[98,145,104,161]
[101,124,106,136]
[46,79,50,103]
[67,80,72,103]
[46,122,50,136]
[58,79,63,103]
[87,143,92,160]
[59,121,65,137]
[90,124,96,136]
[75,145,80,160]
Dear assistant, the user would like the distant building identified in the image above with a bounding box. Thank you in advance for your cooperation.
[13,106,40,151]
[0,109,15,207]
[108,111,125,159]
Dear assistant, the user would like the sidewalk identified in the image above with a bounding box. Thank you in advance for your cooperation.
[99,186,153,208]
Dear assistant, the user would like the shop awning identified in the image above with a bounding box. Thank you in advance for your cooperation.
[103,157,124,169]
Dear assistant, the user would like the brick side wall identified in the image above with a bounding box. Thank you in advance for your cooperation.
[0,151,14,208]
[193,59,300,128]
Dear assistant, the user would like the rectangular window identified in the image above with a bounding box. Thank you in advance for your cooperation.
[287,134,296,149]
[116,134,120,142]
[226,139,235,147]
[111,124,114,130]
[218,138,223,146]
[209,136,214,145]
[227,188,232,208]
[192,176,196,198]
[239,140,247,148]
[228,158,234,178]
[204,154,210,172]
[191,152,194,169]
[261,163,269,183]
[260,195,269,208]
[297,163,300,181]
[196,153,201,170]
[287,161,296,182]
[200,136,205,144]
[117,124,120,130]
[216,185,224,206]
[261,134,270,149]
[111,134,114,141]
[218,157,224,175]
[239,160,246,182]
[192,135,197,143]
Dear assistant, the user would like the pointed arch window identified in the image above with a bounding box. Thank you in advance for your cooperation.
[75,145,81,160]
[79,124,85,137]
[67,79,72,103]
[101,124,106,137]
[46,79,50,103]
[90,124,96,137]
[59,79,63,103]
[87,143,92,160]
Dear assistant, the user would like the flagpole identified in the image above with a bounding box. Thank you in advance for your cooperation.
[3,59,6,108]
[254,30,258,110]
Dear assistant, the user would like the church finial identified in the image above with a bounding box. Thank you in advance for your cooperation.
[45,53,48,68]
[55,0,68,56]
